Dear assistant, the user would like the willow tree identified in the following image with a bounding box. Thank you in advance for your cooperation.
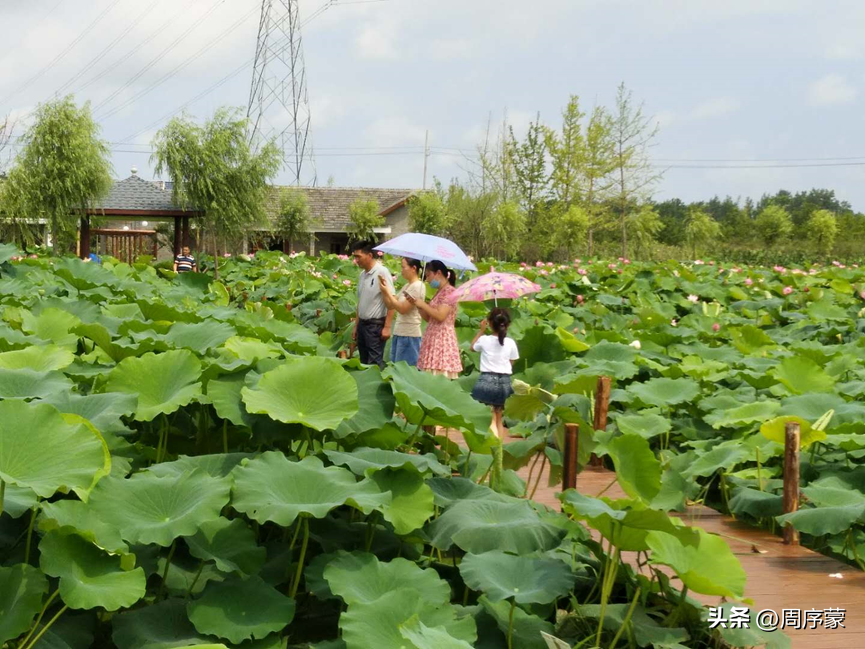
[2,97,111,252]
[151,108,281,277]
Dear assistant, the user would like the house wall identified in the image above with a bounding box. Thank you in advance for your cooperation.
[386,205,410,237]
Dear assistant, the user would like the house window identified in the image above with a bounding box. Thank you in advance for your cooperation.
[330,241,344,254]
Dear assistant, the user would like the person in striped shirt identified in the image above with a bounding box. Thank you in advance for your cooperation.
[173,246,197,273]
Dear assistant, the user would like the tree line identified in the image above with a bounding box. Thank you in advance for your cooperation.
[2,93,864,265]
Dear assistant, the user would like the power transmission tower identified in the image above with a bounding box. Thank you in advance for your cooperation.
[247,0,317,186]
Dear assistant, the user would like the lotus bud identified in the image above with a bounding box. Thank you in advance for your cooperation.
[512,379,531,395]
[629,340,641,350]
[712,323,720,332]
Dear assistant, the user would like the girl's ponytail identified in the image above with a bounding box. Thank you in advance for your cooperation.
[488,307,511,346]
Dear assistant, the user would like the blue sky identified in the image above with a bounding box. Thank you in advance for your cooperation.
[3,0,865,208]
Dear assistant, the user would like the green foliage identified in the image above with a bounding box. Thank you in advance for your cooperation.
[274,188,314,250]
[1,96,112,252]
[805,208,838,255]
[684,208,722,258]
[407,191,448,235]
[150,107,280,272]
[346,197,383,243]
[755,204,794,246]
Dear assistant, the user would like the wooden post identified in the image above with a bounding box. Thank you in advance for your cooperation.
[562,423,579,492]
[590,376,611,466]
[181,216,190,248]
[173,217,182,257]
[783,421,800,545]
[79,216,91,259]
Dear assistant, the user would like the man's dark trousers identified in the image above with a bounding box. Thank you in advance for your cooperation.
[357,318,386,368]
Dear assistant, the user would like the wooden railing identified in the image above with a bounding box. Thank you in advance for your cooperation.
[91,229,158,264]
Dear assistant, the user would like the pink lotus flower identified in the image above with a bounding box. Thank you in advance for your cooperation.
[576,294,584,303]
[550,283,556,288]
[623,259,631,264]
[332,274,338,279]
[687,294,699,303]
[694,259,704,265]
[712,323,720,332]
[535,261,544,267]
[782,286,793,295]
[342,279,352,286]
[377,251,384,256]
[574,258,581,264]
[745,278,753,286]
[546,262,554,267]
[577,268,587,276]
[520,262,528,268]
[539,269,549,276]
[608,263,616,269]
[223,253,232,258]
[617,269,623,274]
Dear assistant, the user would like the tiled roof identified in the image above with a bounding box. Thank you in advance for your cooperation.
[89,174,195,213]
[265,186,418,231]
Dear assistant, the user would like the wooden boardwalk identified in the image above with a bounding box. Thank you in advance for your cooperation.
[518,457,865,649]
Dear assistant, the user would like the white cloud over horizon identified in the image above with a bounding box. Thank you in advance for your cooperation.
[2,0,865,206]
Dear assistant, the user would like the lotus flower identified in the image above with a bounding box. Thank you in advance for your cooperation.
[342,279,352,287]
[745,278,753,286]
[687,294,699,303]
[576,294,584,303]
[577,268,587,276]
[671,319,678,327]
[712,323,720,332]
[629,340,641,350]
[782,286,793,295]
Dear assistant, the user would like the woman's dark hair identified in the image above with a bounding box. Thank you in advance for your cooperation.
[403,258,422,274]
[426,259,456,286]
[489,307,511,345]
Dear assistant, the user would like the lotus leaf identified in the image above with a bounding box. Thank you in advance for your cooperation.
[222,336,283,362]
[646,529,746,599]
[112,598,211,649]
[615,411,671,439]
[459,550,576,604]
[704,400,780,429]
[574,603,690,647]
[334,367,395,437]
[39,531,146,610]
[759,415,827,448]
[0,344,74,371]
[165,321,236,354]
[39,499,130,558]
[88,471,230,546]
[324,448,449,477]
[2,484,38,518]
[729,487,784,519]
[187,576,295,644]
[384,362,492,434]
[41,391,138,434]
[370,467,435,534]
[241,357,358,430]
[0,564,48,644]
[608,434,662,502]
[684,445,751,478]
[21,307,81,347]
[0,401,110,500]
[146,453,253,479]
[231,453,388,526]
[0,367,75,399]
[105,350,202,421]
[428,499,566,554]
[627,378,700,408]
[479,595,553,649]
[399,616,474,649]
[339,589,477,649]
[207,373,257,428]
[185,517,266,576]
[772,356,835,394]
[323,551,450,607]
[426,477,509,508]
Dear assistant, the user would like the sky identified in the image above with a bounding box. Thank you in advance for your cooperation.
[2,0,865,209]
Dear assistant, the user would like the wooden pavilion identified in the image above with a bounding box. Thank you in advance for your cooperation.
[80,169,199,262]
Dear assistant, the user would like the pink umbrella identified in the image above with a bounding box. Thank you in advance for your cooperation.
[446,271,542,305]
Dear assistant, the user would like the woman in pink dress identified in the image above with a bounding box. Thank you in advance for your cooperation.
[406,260,463,379]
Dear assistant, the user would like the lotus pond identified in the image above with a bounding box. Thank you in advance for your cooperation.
[3,245,860,648]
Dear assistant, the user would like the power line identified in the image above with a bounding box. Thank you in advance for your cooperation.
[3,0,124,106]
[91,0,228,116]
[51,0,163,99]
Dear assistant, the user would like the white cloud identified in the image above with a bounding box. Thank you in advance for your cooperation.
[355,23,398,60]
[826,43,862,61]
[429,38,475,61]
[690,97,742,120]
[808,73,857,106]
[362,115,427,147]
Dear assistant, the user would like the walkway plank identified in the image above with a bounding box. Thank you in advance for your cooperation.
[516,457,865,648]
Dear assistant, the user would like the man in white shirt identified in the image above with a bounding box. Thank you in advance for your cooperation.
[351,241,394,368]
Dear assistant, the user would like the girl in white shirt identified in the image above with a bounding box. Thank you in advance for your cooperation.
[470,308,519,438]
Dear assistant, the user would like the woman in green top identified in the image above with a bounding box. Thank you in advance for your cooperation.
[378,257,424,366]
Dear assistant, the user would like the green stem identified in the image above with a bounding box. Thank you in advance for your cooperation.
[21,605,68,649]
[222,419,228,454]
[158,540,177,598]
[364,511,379,553]
[289,517,309,598]
[186,560,206,598]
[506,599,516,649]
[529,452,547,499]
[406,413,427,449]
[18,590,60,648]
[755,447,763,492]
[0,479,5,518]
[288,518,303,550]
[24,503,38,564]
[609,586,642,649]
[462,450,473,479]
